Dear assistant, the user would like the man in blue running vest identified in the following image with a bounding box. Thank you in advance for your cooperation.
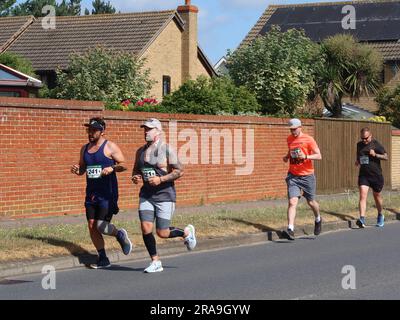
[132,118,196,273]
[71,117,133,269]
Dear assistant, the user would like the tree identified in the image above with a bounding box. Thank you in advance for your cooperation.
[57,0,81,16]
[160,75,261,115]
[316,34,383,117]
[0,0,16,16]
[90,0,115,14]
[376,85,400,128]
[227,26,323,116]
[0,51,36,76]
[53,46,154,108]
[11,0,81,17]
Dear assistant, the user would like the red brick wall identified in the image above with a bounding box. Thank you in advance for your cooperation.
[0,97,314,218]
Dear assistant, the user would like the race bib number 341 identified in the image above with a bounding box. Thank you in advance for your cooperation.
[87,165,102,179]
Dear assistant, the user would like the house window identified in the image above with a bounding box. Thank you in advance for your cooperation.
[0,91,21,97]
[163,75,171,97]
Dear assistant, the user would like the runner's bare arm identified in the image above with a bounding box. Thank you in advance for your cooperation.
[283,151,290,162]
[71,146,86,175]
[306,145,322,160]
[108,141,127,172]
[131,148,143,184]
[373,152,388,161]
[160,147,183,183]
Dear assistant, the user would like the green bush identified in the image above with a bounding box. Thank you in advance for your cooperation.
[227,26,322,116]
[376,85,400,127]
[0,52,36,77]
[52,46,154,109]
[160,76,261,115]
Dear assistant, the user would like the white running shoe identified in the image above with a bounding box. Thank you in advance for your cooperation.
[144,260,163,273]
[184,224,197,251]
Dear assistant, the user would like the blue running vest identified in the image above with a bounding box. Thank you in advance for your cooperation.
[84,140,119,213]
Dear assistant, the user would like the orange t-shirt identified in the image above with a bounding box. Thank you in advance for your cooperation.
[287,133,318,176]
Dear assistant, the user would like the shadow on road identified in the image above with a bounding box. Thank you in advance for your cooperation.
[0,279,33,285]
[19,235,98,267]
[106,265,143,272]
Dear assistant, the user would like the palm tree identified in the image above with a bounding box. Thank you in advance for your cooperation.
[316,34,383,117]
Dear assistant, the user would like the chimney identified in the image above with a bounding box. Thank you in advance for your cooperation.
[177,0,199,82]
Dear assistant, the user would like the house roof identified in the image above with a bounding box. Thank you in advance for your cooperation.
[3,11,181,70]
[0,10,179,70]
[0,15,34,53]
[1,10,216,76]
[0,63,42,88]
[239,0,400,60]
[369,41,400,61]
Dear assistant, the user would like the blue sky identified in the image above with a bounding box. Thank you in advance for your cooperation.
[15,0,335,65]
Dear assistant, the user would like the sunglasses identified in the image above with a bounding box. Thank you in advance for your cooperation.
[361,135,371,141]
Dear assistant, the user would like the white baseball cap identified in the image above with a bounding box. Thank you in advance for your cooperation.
[288,118,302,129]
[140,118,162,131]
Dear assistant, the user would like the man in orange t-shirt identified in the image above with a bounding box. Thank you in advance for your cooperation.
[282,119,322,240]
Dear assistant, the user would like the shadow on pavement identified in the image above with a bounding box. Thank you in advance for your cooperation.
[226,218,287,241]
[385,208,400,220]
[320,210,355,221]
[19,235,98,267]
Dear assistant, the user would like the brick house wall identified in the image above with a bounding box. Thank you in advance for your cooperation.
[392,130,400,190]
[142,19,183,100]
[142,4,212,101]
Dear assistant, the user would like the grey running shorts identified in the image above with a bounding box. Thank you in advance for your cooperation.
[286,173,316,201]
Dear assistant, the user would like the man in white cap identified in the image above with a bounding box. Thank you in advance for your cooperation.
[131,118,196,273]
[282,118,322,240]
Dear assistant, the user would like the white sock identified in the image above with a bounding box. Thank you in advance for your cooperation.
[288,224,294,231]
[315,216,321,223]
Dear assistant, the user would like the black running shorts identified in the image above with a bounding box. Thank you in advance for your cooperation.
[358,175,384,193]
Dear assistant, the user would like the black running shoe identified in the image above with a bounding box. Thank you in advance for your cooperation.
[283,229,295,240]
[90,257,111,269]
[314,219,322,236]
[356,217,366,229]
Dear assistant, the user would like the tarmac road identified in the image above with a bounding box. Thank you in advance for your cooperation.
[1,221,399,300]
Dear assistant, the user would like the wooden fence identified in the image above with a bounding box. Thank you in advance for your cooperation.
[314,118,392,193]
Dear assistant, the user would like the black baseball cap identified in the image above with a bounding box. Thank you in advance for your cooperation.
[84,117,106,131]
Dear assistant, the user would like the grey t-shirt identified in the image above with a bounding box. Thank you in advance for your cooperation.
[137,143,176,202]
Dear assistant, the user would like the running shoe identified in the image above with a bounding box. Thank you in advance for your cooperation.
[144,260,163,273]
[283,228,295,240]
[314,219,322,236]
[184,224,197,250]
[117,228,133,255]
[376,214,385,227]
[90,257,111,269]
[356,217,366,228]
